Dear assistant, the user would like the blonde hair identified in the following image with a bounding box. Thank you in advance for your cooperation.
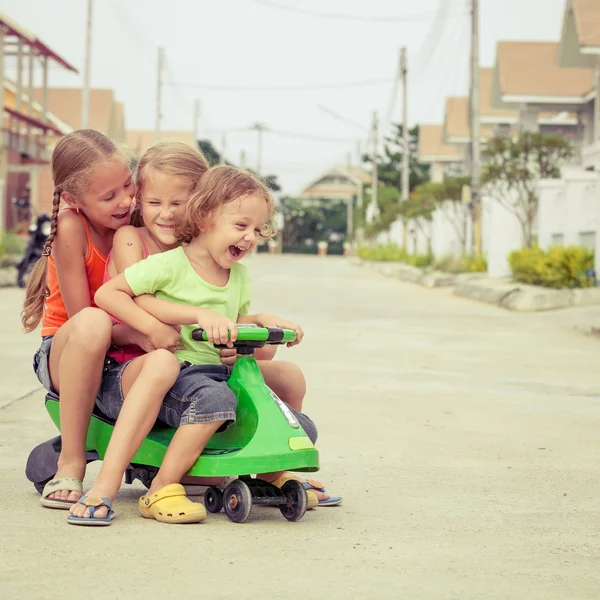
[130,142,209,227]
[176,165,277,243]
[21,129,125,332]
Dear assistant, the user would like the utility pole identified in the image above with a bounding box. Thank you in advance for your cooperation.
[470,0,481,255]
[193,99,200,141]
[81,0,93,128]
[155,46,164,143]
[220,133,227,164]
[346,152,354,240]
[251,123,266,175]
[367,111,379,224]
[401,47,409,203]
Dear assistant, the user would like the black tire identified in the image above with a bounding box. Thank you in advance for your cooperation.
[279,480,308,522]
[223,480,253,523]
[204,487,224,513]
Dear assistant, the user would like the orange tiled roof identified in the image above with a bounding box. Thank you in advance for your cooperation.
[572,0,600,47]
[418,124,460,160]
[444,96,494,140]
[496,41,593,98]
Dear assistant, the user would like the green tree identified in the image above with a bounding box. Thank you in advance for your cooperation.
[412,176,470,255]
[358,185,401,240]
[280,197,346,249]
[197,139,222,166]
[364,124,431,191]
[481,132,573,248]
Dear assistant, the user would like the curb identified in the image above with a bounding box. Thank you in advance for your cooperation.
[349,258,600,311]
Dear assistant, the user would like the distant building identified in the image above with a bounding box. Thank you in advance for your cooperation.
[126,130,197,158]
[299,165,371,205]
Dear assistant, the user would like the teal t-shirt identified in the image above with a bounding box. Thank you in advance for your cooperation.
[124,246,252,365]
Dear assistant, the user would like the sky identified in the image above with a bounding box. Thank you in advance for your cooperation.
[0,0,568,194]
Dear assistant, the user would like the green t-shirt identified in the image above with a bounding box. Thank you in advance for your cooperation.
[124,246,252,365]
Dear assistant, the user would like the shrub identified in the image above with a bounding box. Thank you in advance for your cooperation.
[433,253,487,273]
[356,244,433,267]
[508,245,594,289]
[0,231,27,259]
[356,244,406,262]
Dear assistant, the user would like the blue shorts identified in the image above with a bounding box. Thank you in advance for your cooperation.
[33,336,56,395]
[98,360,237,430]
[97,358,318,442]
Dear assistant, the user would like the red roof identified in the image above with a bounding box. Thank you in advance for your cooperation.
[0,14,78,73]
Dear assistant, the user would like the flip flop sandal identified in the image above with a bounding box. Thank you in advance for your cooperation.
[269,473,319,510]
[67,496,115,526]
[301,480,343,507]
[139,484,207,524]
[40,477,83,509]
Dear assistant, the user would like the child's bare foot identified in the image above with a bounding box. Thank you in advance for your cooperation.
[45,460,86,503]
[69,486,114,521]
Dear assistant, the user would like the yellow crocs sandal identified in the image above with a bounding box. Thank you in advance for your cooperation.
[139,483,207,524]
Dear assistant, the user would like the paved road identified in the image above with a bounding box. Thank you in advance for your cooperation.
[1,255,600,599]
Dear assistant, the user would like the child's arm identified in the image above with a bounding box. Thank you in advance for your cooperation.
[107,226,181,351]
[95,275,238,347]
[52,211,96,317]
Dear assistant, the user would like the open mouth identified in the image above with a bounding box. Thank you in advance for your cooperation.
[157,223,175,231]
[112,210,129,220]
[229,244,248,259]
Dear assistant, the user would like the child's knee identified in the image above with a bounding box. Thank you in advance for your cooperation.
[277,361,307,397]
[143,350,180,384]
[71,308,112,351]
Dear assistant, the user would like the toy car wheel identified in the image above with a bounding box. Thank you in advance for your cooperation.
[279,480,308,522]
[204,486,224,513]
[223,480,253,523]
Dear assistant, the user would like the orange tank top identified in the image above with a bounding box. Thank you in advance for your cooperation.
[41,210,108,336]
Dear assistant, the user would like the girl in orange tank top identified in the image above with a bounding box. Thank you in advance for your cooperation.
[22,130,137,509]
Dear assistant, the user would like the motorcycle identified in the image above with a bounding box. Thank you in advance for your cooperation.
[17,213,52,288]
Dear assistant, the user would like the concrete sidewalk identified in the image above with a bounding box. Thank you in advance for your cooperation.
[1,255,600,599]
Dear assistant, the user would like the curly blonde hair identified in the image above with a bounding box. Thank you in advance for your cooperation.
[176,165,277,243]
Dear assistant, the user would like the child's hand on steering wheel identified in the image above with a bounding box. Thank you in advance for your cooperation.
[259,315,304,347]
[197,310,238,348]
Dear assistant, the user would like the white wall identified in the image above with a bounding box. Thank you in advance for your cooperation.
[484,191,524,278]
[537,179,567,249]
[431,202,468,258]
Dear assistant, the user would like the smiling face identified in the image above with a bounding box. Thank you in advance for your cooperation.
[137,169,194,250]
[198,193,270,269]
[66,159,134,231]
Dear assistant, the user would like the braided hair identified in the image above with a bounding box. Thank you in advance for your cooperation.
[21,129,123,332]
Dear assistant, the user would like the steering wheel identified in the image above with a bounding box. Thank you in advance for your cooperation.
[190,325,296,354]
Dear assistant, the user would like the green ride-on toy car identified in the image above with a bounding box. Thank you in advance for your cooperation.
[26,326,319,523]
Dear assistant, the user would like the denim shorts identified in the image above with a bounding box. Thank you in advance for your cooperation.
[97,358,318,443]
[33,336,57,395]
[98,360,238,430]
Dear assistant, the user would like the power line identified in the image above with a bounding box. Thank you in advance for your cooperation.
[203,126,357,144]
[251,0,466,23]
[317,105,369,132]
[166,78,394,92]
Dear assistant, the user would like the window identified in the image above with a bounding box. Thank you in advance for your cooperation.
[579,231,595,250]
[551,233,564,246]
